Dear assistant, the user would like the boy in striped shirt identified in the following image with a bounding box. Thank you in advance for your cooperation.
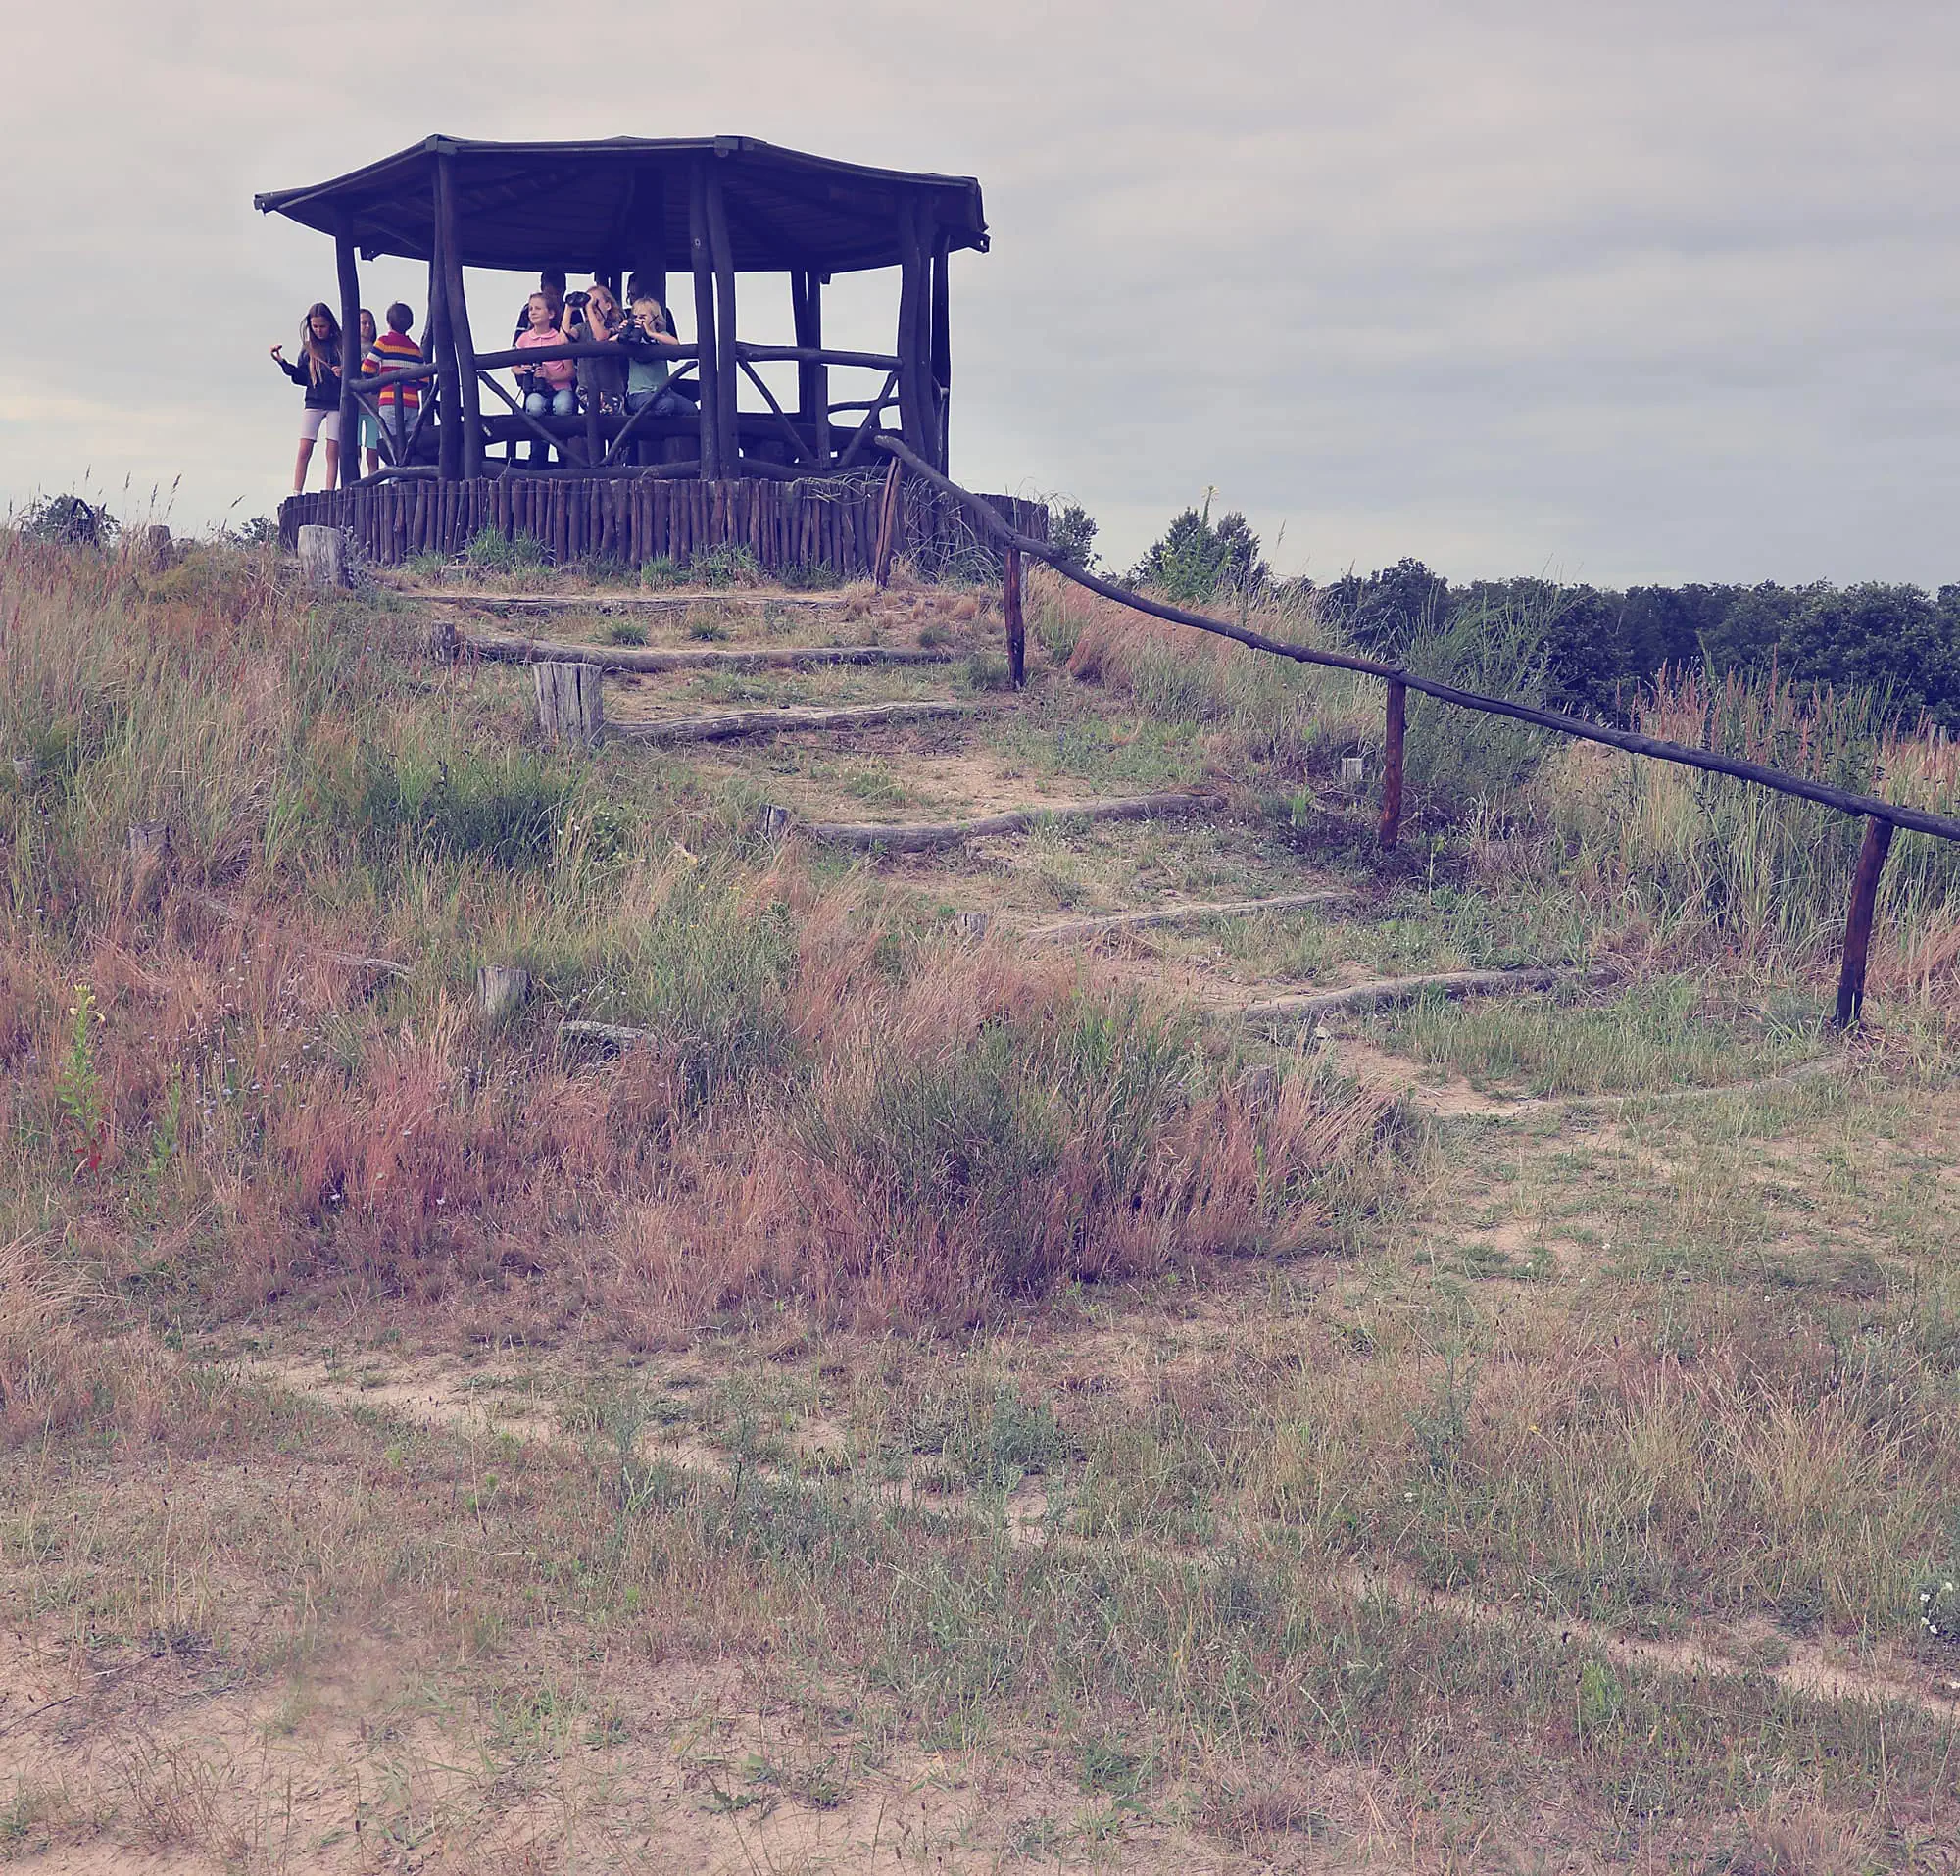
[367,303,422,463]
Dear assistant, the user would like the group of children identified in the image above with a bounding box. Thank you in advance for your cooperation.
[271,270,688,493]
[511,270,689,462]
[270,303,423,495]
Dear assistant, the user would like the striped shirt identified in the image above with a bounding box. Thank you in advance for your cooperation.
[367,328,422,408]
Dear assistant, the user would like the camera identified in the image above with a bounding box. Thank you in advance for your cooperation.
[564,289,590,310]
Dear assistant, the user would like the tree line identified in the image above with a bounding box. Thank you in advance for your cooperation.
[1048,499,1960,731]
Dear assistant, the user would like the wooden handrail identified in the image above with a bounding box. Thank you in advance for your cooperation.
[471,339,703,371]
[871,439,1960,846]
[872,436,1959,1028]
[735,343,903,371]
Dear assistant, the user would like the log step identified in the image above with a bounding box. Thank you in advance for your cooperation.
[408,590,847,614]
[802,791,1223,853]
[615,700,982,747]
[1238,967,1574,1024]
[1027,889,1350,942]
[455,626,949,674]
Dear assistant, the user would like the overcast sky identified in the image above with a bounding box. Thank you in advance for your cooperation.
[4,0,1956,587]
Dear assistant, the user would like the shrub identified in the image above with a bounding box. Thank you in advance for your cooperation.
[1131,495,1268,601]
[463,526,547,572]
[354,747,584,871]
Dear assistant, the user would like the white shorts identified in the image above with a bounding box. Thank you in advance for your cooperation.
[299,407,343,443]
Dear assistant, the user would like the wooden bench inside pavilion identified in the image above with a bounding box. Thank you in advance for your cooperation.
[258,134,1044,574]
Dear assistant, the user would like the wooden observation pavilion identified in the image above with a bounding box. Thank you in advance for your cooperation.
[259,134,1044,573]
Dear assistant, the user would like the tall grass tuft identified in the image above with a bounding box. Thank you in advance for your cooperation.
[1547,666,1960,967]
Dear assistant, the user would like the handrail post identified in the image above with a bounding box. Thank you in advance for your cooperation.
[688,160,721,480]
[332,215,362,488]
[1004,546,1025,689]
[1834,815,1895,1028]
[1379,678,1406,850]
[872,457,903,587]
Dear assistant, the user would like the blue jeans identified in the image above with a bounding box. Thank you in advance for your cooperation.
[524,388,576,419]
[625,388,689,419]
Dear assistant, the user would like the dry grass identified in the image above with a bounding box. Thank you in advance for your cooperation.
[6,529,1960,1870]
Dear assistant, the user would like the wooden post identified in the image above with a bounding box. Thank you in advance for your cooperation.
[533,661,604,746]
[872,457,903,587]
[688,161,721,480]
[929,240,951,472]
[1004,546,1026,689]
[1834,815,1895,1028]
[428,180,463,480]
[794,270,829,467]
[296,523,351,588]
[895,202,930,461]
[127,820,173,912]
[129,523,173,571]
[332,218,362,489]
[435,152,484,480]
[1379,678,1406,850]
[477,964,530,1024]
[705,166,740,476]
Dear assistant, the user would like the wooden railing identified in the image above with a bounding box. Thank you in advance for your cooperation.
[339,341,908,481]
[870,436,1960,1029]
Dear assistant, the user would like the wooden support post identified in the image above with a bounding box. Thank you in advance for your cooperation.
[428,181,463,480]
[296,523,351,587]
[872,457,903,587]
[688,162,720,480]
[1834,815,1895,1028]
[895,202,930,461]
[476,964,530,1024]
[705,166,740,476]
[794,270,829,467]
[929,240,951,472]
[332,219,362,488]
[435,153,484,480]
[1379,678,1406,850]
[533,660,604,747]
[1004,546,1026,689]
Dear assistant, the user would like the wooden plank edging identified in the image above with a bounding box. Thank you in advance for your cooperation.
[1026,889,1351,941]
[803,791,1223,853]
[614,700,980,746]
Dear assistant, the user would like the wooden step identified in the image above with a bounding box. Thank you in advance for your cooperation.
[616,700,983,747]
[1026,889,1350,942]
[453,626,949,674]
[405,589,846,613]
[801,791,1222,853]
[1237,967,1574,1024]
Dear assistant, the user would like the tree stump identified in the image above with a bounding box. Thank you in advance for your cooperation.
[1341,755,1366,790]
[296,524,351,589]
[532,661,604,746]
[127,820,173,911]
[129,524,174,571]
[425,617,463,665]
[756,803,792,842]
[954,911,991,943]
[477,964,531,1024]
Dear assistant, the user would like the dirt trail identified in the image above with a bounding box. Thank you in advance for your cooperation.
[242,1355,1960,1729]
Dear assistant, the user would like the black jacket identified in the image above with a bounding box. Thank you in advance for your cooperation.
[277,353,342,412]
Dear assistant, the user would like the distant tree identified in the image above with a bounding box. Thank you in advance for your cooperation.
[1321,559,1453,658]
[1130,493,1269,602]
[1047,501,1101,572]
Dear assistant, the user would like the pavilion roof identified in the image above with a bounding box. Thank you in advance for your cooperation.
[254,134,989,276]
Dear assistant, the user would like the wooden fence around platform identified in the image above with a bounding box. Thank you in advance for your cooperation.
[278,475,1047,580]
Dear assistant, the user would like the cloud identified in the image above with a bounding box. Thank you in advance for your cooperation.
[3,0,1957,584]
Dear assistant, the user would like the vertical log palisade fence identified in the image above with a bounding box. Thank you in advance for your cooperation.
[864,439,1960,1031]
[280,449,1046,580]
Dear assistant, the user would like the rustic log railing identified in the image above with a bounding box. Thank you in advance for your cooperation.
[870,437,1960,1029]
[330,341,906,475]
